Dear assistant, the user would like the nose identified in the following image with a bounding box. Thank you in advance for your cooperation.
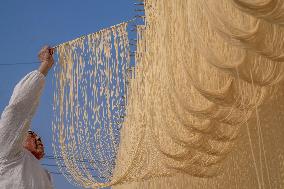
[36,139,43,146]
[35,135,41,142]
[37,140,42,145]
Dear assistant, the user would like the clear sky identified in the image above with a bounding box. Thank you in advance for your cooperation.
[0,1,135,188]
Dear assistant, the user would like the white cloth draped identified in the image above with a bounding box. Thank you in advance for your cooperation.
[0,70,53,189]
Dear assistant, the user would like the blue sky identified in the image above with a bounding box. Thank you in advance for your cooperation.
[0,1,135,188]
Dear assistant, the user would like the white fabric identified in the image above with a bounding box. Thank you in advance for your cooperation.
[0,70,53,189]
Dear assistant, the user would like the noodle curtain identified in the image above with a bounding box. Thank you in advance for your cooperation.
[53,1,284,188]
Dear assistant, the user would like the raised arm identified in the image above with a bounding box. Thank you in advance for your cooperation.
[0,46,54,159]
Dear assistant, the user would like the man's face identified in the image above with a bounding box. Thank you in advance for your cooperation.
[23,131,45,160]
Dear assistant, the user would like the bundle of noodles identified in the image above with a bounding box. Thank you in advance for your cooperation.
[52,23,132,188]
[52,0,284,188]
[113,0,284,188]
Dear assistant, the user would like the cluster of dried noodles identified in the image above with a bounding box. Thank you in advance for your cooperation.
[114,0,284,188]
[52,23,130,188]
[53,1,284,188]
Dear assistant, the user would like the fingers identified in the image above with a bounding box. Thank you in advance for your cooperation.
[39,45,53,54]
[38,45,54,62]
[49,48,54,56]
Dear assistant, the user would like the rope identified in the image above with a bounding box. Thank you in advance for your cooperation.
[0,18,138,67]
[53,18,137,49]
[0,61,40,66]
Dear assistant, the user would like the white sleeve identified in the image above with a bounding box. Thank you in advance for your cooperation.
[0,70,45,159]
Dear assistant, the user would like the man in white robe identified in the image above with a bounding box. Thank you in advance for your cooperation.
[0,46,54,189]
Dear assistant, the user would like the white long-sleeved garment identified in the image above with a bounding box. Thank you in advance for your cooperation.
[0,70,53,189]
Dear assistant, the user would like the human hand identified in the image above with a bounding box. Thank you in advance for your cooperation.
[38,46,54,76]
[38,45,54,64]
